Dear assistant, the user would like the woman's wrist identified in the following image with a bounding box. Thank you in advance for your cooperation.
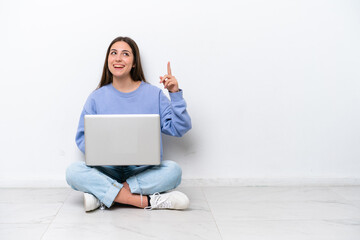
[169,89,180,93]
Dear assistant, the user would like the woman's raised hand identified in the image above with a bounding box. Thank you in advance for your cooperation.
[160,62,179,93]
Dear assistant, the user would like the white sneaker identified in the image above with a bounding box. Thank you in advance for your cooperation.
[147,191,190,210]
[83,193,100,212]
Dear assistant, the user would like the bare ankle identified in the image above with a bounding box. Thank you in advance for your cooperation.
[122,182,131,191]
[115,187,148,208]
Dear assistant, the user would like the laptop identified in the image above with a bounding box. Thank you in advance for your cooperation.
[84,114,161,166]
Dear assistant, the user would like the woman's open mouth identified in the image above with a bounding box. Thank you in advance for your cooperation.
[113,64,125,69]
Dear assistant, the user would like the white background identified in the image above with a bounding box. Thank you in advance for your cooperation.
[0,0,359,186]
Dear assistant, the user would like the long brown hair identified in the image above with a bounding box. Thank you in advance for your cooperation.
[97,37,146,89]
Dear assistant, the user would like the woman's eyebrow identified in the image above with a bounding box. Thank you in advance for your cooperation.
[110,49,131,52]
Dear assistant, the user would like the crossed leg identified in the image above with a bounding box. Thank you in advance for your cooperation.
[115,181,148,208]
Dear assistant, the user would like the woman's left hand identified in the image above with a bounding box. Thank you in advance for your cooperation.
[160,61,179,93]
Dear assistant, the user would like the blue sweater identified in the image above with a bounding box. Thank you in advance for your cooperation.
[75,81,192,160]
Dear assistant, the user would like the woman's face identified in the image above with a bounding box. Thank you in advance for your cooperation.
[108,41,135,80]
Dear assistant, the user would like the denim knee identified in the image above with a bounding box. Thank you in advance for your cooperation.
[65,161,87,189]
[162,160,182,188]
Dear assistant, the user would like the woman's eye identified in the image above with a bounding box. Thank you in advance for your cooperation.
[111,52,116,55]
[123,52,129,56]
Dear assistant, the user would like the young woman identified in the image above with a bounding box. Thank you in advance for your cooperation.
[66,37,192,212]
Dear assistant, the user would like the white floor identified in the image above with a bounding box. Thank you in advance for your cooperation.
[1,186,360,240]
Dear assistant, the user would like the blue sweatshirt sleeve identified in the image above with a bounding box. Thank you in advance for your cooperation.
[75,96,97,153]
[159,90,192,137]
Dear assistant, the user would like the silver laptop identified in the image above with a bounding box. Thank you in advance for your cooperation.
[84,114,161,166]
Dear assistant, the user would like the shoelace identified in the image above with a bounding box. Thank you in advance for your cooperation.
[145,192,172,210]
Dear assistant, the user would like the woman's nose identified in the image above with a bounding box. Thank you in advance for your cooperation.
[115,54,122,61]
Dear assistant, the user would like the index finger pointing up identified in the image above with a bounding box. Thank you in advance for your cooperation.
[167,61,172,75]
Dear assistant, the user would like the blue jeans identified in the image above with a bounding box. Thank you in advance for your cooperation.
[65,160,182,208]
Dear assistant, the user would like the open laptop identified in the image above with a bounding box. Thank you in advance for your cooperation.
[84,114,161,166]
